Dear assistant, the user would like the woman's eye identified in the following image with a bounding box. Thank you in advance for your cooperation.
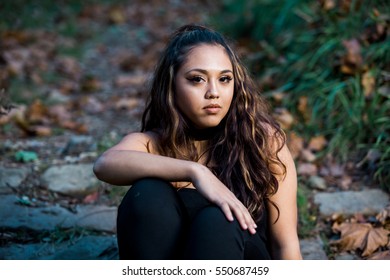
[220,76,233,83]
[187,76,204,83]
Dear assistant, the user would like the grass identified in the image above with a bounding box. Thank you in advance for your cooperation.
[211,0,390,191]
[297,182,317,238]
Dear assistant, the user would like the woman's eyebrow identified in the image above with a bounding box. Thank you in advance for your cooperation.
[185,68,233,75]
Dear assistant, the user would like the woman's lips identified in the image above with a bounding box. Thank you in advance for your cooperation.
[203,104,221,114]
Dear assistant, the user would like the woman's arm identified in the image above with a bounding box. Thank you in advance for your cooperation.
[267,143,302,260]
[93,132,196,186]
[93,132,257,234]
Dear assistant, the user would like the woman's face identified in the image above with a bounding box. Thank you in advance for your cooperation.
[175,44,234,129]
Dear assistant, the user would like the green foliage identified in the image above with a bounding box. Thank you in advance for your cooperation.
[297,183,317,238]
[212,0,390,190]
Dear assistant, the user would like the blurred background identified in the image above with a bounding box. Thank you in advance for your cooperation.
[0,0,389,260]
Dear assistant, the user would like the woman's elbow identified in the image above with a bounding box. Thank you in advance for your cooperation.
[93,153,110,181]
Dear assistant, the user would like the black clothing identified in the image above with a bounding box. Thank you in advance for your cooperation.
[116,178,271,260]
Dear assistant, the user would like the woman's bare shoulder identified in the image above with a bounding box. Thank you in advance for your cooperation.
[109,131,160,154]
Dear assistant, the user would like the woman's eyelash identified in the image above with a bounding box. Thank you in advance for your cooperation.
[187,76,204,82]
[220,76,233,82]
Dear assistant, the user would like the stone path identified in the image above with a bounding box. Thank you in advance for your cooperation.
[1,1,389,261]
[1,161,389,260]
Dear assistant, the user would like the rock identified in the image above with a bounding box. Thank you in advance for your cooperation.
[0,195,74,231]
[0,167,29,193]
[41,164,98,197]
[49,235,118,260]
[308,175,327,190]
[0,194,117,232]
[300,236,328,260]
[0,235,118,260]
[60,136,96,156]
[314,189,390,216]
[63,204,117,232]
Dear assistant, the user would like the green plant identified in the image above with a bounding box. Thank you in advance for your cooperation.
[297,182,317,238]
[211,0,390,190]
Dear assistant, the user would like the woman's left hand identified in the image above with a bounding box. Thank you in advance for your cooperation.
[190,163,257,234]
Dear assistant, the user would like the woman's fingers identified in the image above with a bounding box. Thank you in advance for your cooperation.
[217,196,257,235]
[220,202,234,222]
[230,202,257,234]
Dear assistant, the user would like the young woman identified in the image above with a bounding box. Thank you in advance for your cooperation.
[93,24,302,260]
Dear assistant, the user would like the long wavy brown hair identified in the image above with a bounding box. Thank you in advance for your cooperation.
[141,24,286,222]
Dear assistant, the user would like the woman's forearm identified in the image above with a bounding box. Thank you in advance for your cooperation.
[93,150,198,186]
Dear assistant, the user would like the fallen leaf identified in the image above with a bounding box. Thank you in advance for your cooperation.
[376,205,390,225]
[118,54,139,72]
[83,96,104,114]
[55,56,81,79]
[328,162,344,177]
[300,149,316,162]
[114,97,140,110]
[80,75,102,92]
[269,91,286,104]
[320,0,336,10]
[83,192,99,204]
[273,107,294,130]
[297,163,318,176]
[367,250,390,260]
[286,132,304,159]
[339,175,352,190]
[308,135,327,151]
[33,125,52,136]
[362,71,375,98]
[364,227,390,256]
[27,100,49,124]
[114,74,147,88]
[60,120,88,133]
[332,222,390,257]
[108,6,126,24]
[298,96,311,122]
[341,39,363,74]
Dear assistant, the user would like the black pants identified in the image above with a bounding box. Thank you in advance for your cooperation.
[117,178,271,260]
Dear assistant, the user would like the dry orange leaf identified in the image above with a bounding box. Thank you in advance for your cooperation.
[297,163,318,176]
[308,135,327,151]
[320,0,336,10]
[286,132,304,159]
[376,205,390,225]
[368,250,390,260]
[32,125,52,136]
[108,6,126,24]
[273,107,294,130]
[332,222,390,257]
[341,39,363,74]
[114,97,140,110]
[83,191,99,204]
[27,100,49,124]
[114,74,147,88]
[80,75,102,92]
[298,96,311,122]
[362,71,375,98]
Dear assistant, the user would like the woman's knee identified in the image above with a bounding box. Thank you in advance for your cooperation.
[118,178,184,222]
[119,178,174,210]
[193,206,241,231]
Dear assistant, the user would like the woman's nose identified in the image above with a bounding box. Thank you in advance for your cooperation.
[205,82,219,99]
